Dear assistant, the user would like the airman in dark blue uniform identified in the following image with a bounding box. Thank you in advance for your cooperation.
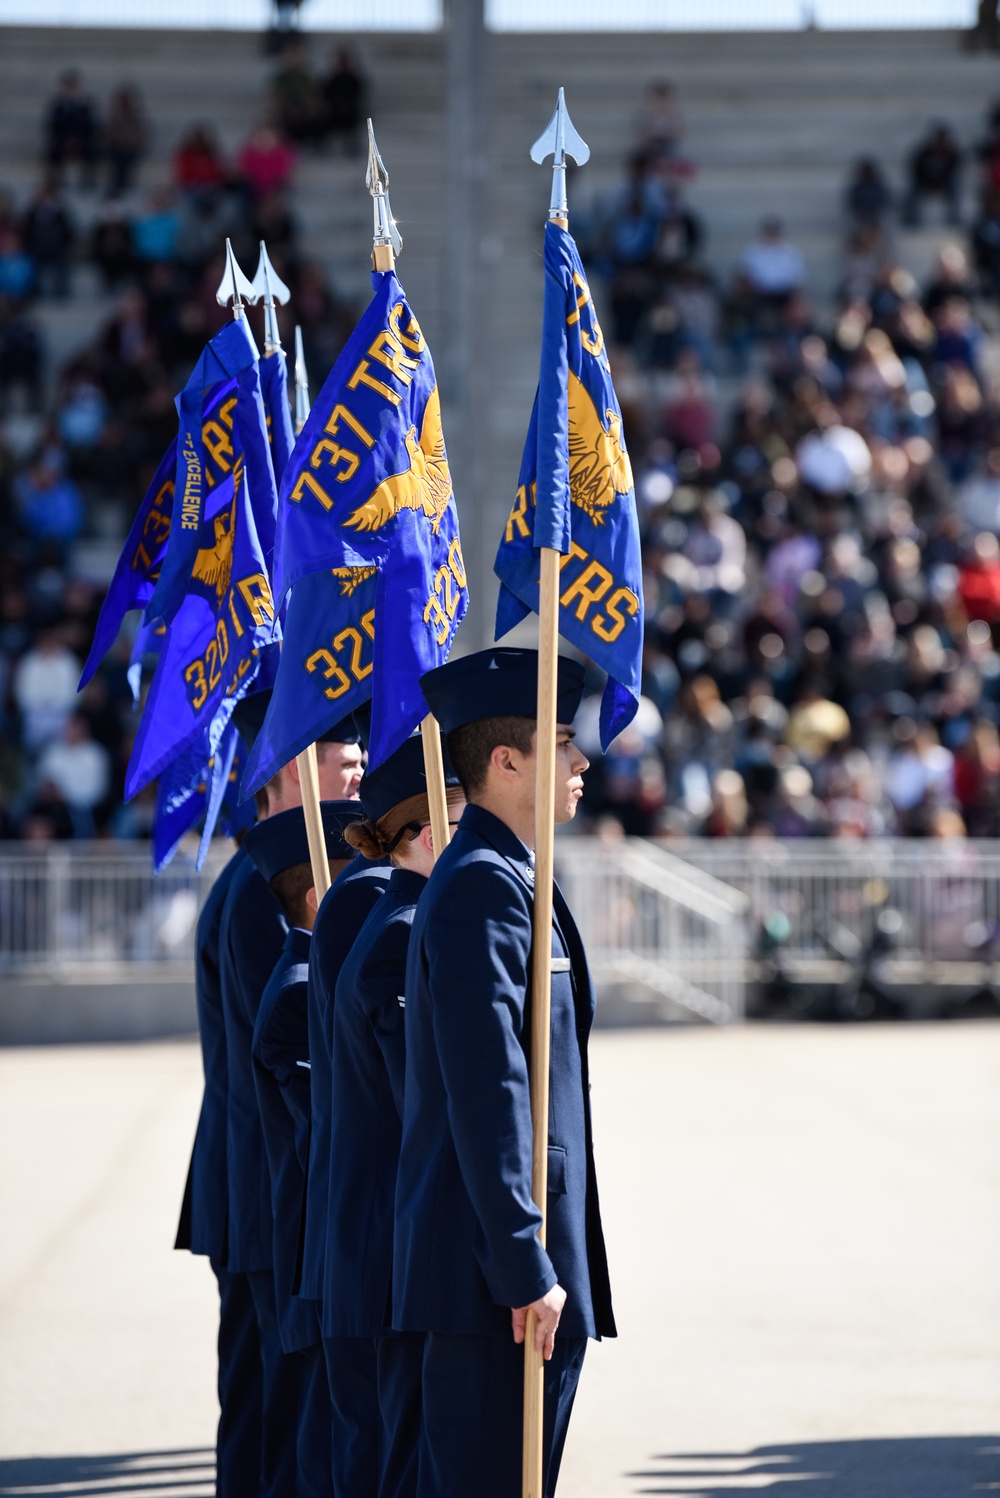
[219,692,364,1498]
[308,849,391,1498]
[244,801,366,1498]
[393,649,616,1498]
[326,734,464,1498]
[175,843,262,1498]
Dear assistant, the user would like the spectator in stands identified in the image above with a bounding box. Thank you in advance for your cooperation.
[174,190,239,281]
[13,631,80,755]
[0,229,35,301]
[239,123,295,201]
[923,243,978,315]
[661,350,719,455]
[971,191,1000,296]
[597,153,666,344]
[173,125,227,202]
[634,80,686,166]
[131,190,180,267]
[14,454,84,554]
[104,86,148,198]
[953,718,1000,832]
[90,200,135,289]
[249,189,296,258]
[958,531,1000,623]
[885,719,955,833]
[36,712,111,835]
[845,158,892,230]
[0,299,44,411]
[967,0,1000,52]
[903,124,962,226]
[43,71,99,189]
[319,48,367,155]
[739,217,806,302]
[272,41,319,145]
[785,683,852,765]
[22,781,75,841]
[22,180,74,300]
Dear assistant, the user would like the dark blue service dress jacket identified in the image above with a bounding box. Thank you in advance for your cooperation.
[324,866,425,1338]
[393,803,615,1341]
[252,927,322,1354]
[176,848,244,1257]
[299,855,391,1303]
[220,853,287,1274]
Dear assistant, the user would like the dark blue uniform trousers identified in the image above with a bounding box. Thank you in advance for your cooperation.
[212,1261,262,1498]
[323,1335,379,1498]
[376,1333,423,1498]
[418,1333,587,1498]
[249,1271,330,1498]
[298,1341,334,1498]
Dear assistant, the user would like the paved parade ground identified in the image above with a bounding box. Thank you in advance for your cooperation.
[0,1021,998,1498]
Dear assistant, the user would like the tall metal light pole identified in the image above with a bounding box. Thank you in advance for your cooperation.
[442,0,494,649]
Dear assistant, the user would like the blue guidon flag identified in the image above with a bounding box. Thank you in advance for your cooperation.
[148,318,277,627]
[494,220,644,750]
[77,375,237,693]
[259,348,295,487]
[152,720,254,872]
[124,445,279,800]
[243,267,467,793]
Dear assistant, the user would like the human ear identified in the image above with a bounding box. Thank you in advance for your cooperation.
[305,886,319,913]
[490,744,519,780]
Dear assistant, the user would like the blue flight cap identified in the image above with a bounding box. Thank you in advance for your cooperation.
[233,689,362,754]
[420,648,586,735]
[243,799,364,882]
[359,733,460,825]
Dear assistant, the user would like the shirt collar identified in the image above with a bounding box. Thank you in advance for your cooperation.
[285,927,312,959]
[458,803,536,889]
[388,866,428,900]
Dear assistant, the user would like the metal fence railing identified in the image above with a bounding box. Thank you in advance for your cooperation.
[671,838,1000,1016]
[0,844,227,974]
[0,838,748,1023]
[555,838,748,1023]
[7,838,1000,1020]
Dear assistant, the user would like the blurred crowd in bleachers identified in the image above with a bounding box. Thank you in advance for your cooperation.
[574,84,1000,840]
[5,58,1000,843]
[0,56,366,840]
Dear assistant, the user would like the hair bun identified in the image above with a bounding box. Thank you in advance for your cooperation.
[344,819,387,860]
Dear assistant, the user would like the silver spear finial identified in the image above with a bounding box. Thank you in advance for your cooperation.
[215,238,258,322]
[251,241,291,356]
[530,87,590,224]
[366,118,402,261]
[294,325,310,435]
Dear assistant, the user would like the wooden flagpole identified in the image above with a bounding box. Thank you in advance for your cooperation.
[523,545,560,1498]
[522,89,590,1498]
[368,120,452,860]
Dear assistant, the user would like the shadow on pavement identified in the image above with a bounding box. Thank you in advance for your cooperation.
[629,1436,1000,1496]
[0,1448,214,1496]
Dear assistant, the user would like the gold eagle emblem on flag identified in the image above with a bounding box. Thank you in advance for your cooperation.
[330,565,378,597]
[192,502,235,603]
[568,370,633,524]
[346,385,452,535]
